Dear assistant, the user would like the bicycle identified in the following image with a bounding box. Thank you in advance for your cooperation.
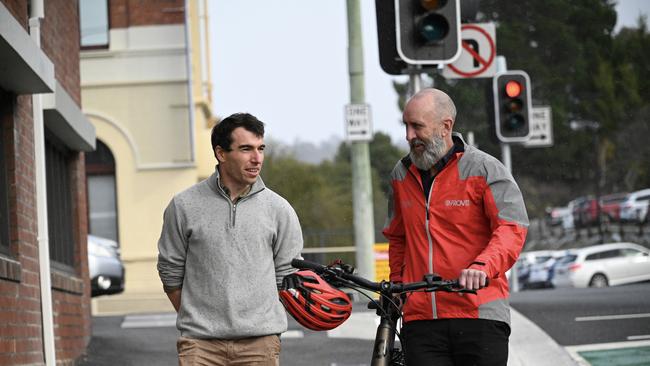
[291,258,482,366]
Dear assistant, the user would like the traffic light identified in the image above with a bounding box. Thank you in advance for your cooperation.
[395,0,461,65]
[375,0,409,75]
[492,70,532,143]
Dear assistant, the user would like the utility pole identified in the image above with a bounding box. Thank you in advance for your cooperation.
[346,0,375,280]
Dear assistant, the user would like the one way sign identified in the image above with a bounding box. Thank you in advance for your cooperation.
[524,106,553,148]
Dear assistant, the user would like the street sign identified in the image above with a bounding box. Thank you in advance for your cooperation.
[524,106,553,148]
[442,23,496,79]
[344,104,372,142]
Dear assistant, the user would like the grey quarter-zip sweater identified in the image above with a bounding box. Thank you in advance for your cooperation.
[157,168,303,339]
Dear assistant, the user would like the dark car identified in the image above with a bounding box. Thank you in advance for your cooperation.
[88,235,125,297]
[571,196,595,228]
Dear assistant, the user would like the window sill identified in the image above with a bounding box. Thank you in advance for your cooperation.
[51,269,84,295]
[0,255,21,282]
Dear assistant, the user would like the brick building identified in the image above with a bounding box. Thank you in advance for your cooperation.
[0,0,95,365]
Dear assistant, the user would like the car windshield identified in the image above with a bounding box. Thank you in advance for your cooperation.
[556,254,577,264]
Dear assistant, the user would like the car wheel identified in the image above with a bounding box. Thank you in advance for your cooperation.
[589,274,609,288]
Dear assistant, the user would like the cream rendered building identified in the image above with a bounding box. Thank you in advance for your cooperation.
[80,0,216,314]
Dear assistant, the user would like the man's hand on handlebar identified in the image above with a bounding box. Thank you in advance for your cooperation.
[459,269,488,290]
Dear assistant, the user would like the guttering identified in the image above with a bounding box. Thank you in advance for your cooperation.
[184,0,196,163]
[29,0,57,363]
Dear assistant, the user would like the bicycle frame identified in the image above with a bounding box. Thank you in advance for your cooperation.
[370,294,404,366]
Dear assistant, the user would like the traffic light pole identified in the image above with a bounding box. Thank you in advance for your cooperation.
[346,0,375,282]
[495,56,519,292]
[408,65,424,97]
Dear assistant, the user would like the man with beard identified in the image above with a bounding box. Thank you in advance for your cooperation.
[383,88,528,366]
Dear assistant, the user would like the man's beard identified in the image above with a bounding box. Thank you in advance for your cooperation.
[409,134,447,170]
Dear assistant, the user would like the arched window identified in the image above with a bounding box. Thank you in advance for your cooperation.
[85,140,119,242]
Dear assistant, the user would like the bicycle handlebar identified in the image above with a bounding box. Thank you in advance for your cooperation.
[291,258,478,294]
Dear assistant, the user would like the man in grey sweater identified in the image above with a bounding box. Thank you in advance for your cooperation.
[157,113,303,365]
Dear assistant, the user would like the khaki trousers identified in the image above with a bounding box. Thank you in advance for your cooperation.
[177,334,280,366]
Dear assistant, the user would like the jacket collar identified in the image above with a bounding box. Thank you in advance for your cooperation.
[207,165,266,198]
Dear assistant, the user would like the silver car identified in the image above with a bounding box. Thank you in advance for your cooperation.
[88,235,125,297]
[552,242,650,288]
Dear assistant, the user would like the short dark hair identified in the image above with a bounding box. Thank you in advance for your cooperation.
[211,113,265,152]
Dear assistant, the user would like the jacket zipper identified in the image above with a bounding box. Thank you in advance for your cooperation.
[425,177,437,319]
[231,203,237,227]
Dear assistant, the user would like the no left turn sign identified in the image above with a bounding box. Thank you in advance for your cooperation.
[442,23,496,79]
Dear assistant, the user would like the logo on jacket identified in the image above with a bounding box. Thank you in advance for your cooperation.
[445,199,470,207]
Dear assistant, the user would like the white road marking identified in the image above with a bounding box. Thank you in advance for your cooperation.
[574,312,650,322]
[281,330,304,339]
[628,335,650,341]
[121,313,177,328]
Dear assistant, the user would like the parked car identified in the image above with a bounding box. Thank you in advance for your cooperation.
[546,206,573,229]
[88,235,125,297]
[619,188,650,223]
[515,250,559,289]
[599,192,628,223]
[525,250,567,289]
[552,242,650,288]
[572,196,599,228]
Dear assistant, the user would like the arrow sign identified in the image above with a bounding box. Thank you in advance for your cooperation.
[345,104,372,142]
[524,106,553,148]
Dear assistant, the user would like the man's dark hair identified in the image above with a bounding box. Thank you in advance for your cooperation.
[211,113,265,152]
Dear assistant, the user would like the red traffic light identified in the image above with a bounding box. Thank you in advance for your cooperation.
[505,80,522,98]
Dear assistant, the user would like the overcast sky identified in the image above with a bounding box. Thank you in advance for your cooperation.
[209,1,650,146]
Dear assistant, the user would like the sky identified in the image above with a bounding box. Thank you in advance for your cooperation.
[209,0,650,146]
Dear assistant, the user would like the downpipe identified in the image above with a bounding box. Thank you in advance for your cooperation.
[30,0,57,364]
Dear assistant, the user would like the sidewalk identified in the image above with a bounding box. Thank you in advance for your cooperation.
[509,308,578,366]
[84,299,579,365]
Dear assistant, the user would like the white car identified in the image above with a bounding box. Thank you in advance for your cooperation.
[524,250,566,289]
[552,242,650,288]
[619,188,650,223]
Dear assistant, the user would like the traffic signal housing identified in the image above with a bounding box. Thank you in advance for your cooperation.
[492,70,532,143]
[395,0,461,65]
[375,0,409,75]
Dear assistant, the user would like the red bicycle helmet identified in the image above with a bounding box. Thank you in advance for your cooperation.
[279,270,352,331]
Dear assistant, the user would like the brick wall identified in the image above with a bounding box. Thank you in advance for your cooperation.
[0,0,92,364]
[0,93,44,366]
[0,0,27,29]
[41,0,81,105]
[110,0,185,28]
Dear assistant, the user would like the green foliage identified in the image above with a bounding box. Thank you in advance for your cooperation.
[261,132,405,251]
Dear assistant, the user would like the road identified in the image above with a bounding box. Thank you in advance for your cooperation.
[511,282,650,345]
[511,282,650,366]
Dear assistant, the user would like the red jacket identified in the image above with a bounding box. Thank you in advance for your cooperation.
[382,134,528,324]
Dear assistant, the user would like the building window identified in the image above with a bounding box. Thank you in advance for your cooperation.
[0,91,10,256]
[45,130,75,270]
[86,140,119,241]
[79,0,109,48]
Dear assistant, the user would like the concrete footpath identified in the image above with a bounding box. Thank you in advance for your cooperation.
[81,304,579,365]
[509,308,578,366]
